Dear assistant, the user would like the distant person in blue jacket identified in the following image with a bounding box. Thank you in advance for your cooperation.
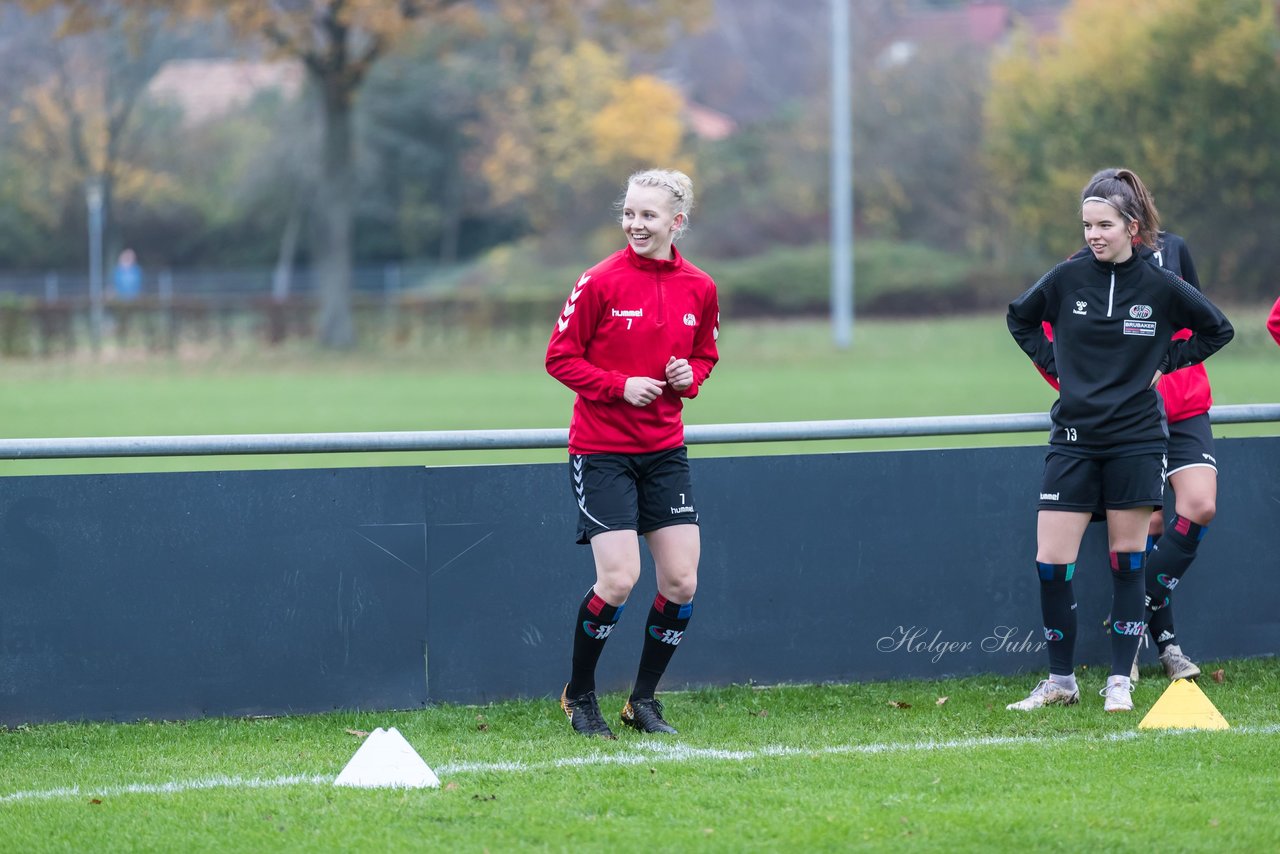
[113,248,142,300]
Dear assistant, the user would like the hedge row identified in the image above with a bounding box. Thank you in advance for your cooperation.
[0,242,1038,356]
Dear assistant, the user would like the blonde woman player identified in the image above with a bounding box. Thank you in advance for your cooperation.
[546,168,719,738]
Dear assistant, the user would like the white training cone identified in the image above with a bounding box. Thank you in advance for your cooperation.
[334,727,441,789]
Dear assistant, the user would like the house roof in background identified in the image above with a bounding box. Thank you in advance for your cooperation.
[878,0,1060,65]
[684,101,737,141]
[147,59,303,124]
[895,1,1059,47]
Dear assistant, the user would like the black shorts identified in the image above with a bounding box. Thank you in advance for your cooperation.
[571,446,699,544]
[1038,451,1166,513]
[1168,413,1217,476]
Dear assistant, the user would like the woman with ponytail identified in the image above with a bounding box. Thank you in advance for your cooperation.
[1006,168,1233,714]
[1034,169,1219,684]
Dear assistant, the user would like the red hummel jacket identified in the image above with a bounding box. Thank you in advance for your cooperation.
[546,245,719,455]
[1269,295,1280,347]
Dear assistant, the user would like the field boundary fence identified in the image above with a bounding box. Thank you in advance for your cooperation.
[0,263,563,354]
[0,404,1277,459]
[2,407,1277,724]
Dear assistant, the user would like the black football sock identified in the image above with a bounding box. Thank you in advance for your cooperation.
[1147,602,1178,654]
[566,587,624,698]
[1037,562,1077,676]
[1145,516,1206,612]
[1109,551,1147,677]
[629,594,692,701]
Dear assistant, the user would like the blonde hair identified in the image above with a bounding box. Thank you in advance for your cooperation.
[618,168,695,240]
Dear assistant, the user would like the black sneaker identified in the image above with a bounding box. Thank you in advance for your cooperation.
[560,685,616,739]
[621,697,678,734]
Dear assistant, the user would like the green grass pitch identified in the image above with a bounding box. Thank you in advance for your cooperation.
[2,659,1278,850]
[2,311,1277,849]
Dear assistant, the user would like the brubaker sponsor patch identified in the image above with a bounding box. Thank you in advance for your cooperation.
[1123,320,1157,336]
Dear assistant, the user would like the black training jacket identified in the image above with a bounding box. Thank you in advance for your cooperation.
[1007,251,1233,455]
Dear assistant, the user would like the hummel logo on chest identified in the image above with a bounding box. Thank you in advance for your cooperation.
[1072,300,1087,316]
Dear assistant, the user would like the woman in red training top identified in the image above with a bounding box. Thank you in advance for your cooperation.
[1268,295,1280,346]
[546,168,719,739]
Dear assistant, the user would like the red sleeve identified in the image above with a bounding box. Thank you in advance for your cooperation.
[1036,321,1060,390]
[545,273,627,401]
[680,287,720,399]
[1269,296,1280,347]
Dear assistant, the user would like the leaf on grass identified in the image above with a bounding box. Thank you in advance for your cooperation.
[754,708,769,718]
[1212,669,1225,683]
[888,700,912,709]
[345,729,369,738]
[88,798,102,805]
[935,696,948,706]
[444,782,459,791]
[477,723,490,732]
[1209,818,1220,827]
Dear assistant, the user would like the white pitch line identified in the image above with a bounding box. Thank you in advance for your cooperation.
[0,774,331,804]
[3,724,1277,804]
[438,723,1280,775]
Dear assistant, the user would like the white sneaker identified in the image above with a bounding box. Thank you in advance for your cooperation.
[1007,679,1080,711]
[1100,675,1134,712]
[1160,644,1201,681]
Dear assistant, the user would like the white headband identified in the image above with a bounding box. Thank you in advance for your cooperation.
[1082,195,1135,222]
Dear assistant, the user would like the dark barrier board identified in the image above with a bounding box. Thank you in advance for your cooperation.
[2,437,1277,723]
[423,438,1280,703]
[0,468,429,724]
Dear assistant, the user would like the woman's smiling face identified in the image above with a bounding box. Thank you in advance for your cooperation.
[621,184,681,260]
[1082,199,1137,263]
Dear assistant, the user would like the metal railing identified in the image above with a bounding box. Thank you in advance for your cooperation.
[0,404,1276,460]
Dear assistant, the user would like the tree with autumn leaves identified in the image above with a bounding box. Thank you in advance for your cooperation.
[985,0,1280,296]
[0,4,199,268]
[20,0,709,348]
[10,0,1280,339]
[476,38,690,258]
